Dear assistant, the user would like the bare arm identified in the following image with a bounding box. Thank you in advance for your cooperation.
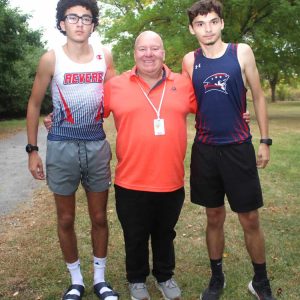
[182,51,195,79]
[103,47,116,82]
[238,43,270,168]
[27,50,54,179]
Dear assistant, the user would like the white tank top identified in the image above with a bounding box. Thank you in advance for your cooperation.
[48,44,106,141]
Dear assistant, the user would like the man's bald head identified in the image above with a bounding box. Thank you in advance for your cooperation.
[134,31,164,50]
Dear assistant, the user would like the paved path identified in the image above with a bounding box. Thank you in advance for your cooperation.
[0,127,48,216]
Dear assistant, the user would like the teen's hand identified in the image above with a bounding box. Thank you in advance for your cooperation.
[256,144,270,169]
[28,152,45,180]
[44,112,53,131]
[243,110,250,123]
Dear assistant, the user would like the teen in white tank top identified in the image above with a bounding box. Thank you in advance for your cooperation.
[49,44,107,141]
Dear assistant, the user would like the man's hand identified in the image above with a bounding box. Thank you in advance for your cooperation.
[256,144,270,169]
[28,152,45,180]
[44,112,53,131]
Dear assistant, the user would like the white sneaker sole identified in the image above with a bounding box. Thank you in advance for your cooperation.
[248,281,260,299]
[131,296,150,300]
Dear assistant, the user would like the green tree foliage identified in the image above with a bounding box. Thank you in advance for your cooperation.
[220,0,300,101]
[0,0,48,118]
[98,0,300,100]
[222,0,300,101]
[250,1,300,101]
[99,0,198,72]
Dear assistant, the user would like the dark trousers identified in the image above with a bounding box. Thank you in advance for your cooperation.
[115,184,185,283]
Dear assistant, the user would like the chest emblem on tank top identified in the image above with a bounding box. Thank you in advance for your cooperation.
[63,72,104,85]
[203,73,229,94]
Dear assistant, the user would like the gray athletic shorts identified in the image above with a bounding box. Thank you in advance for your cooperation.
[46,139,111,196]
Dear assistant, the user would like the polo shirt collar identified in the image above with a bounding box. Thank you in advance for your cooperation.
[130,64,175,81]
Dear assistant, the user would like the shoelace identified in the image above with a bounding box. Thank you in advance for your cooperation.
[132,283,147,290]
[163,278,178,288]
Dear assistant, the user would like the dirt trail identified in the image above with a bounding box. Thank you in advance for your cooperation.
[0,126,48,216]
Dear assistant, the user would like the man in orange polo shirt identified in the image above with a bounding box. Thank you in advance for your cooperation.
[104,31,196,300]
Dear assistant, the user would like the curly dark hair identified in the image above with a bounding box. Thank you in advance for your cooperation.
[56,0,99,35]
[187,0,223,25]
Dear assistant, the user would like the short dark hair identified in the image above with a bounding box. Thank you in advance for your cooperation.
[187,0,223,25]
[56,0,99,35]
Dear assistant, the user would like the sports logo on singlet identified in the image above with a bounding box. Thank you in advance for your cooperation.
[203,73,229,94]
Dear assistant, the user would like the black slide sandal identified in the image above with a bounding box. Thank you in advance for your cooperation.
[62,284,85,300]
[94,282,119,299]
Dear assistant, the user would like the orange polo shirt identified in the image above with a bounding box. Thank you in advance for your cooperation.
[104,65,196,192]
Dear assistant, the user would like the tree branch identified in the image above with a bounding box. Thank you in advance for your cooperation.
[136,16,171,32]
[240,3,273,35]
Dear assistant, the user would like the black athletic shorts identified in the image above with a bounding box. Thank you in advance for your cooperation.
[190,142,263,213]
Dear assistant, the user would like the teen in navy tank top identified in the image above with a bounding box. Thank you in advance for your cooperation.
[184,1,275,299]
[192,43,251,145]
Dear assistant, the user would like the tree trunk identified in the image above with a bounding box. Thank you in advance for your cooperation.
[269,73,278,102]
[270,82,276,102]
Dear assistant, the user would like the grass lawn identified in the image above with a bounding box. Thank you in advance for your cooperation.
[0,118,27,139]
[0,101,299,299]
[0,117,47,139]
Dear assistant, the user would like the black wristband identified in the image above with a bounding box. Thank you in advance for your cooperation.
[260,138,272,146]
[26,144,39,153]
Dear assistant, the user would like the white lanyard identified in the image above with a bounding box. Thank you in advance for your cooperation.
[136,79,166,120]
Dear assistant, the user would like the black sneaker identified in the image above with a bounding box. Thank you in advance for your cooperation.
[248,279,276,300]
[200,273,225,300]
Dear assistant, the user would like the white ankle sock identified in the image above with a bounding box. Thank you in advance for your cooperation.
[93,256,106,285]
[66,259,84,286]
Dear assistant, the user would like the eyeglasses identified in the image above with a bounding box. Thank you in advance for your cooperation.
[64,14,93,25]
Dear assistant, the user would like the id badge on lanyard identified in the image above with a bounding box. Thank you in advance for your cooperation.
[136,78,167,136]
[154,118,165,135]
